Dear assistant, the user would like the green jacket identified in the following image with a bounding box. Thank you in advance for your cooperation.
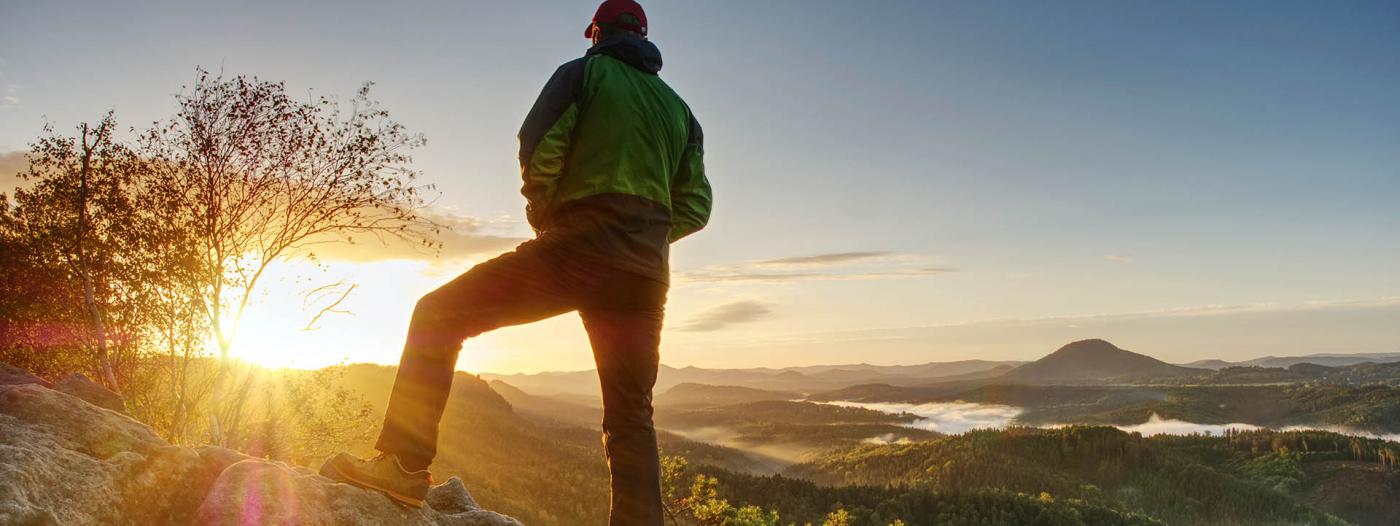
[518,35,711,282]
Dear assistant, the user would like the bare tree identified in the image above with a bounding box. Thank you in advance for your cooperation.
[140,69,438,443]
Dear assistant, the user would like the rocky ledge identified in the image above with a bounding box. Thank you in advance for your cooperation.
[0,363,523,525]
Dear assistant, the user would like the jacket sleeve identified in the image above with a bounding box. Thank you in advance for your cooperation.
[669,113,712,243]
[518,57,588,233]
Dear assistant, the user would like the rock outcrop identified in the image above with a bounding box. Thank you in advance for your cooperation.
[0,362,51,388]
[0,365,523,525]
[54,373,128,413]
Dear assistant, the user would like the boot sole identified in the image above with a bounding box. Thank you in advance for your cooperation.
[323,460,426,508]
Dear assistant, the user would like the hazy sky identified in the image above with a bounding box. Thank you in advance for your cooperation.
[2,1,1397,372]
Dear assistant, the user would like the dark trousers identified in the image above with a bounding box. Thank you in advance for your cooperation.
[376,237,668,526]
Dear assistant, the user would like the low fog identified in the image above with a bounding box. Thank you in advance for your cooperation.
[829,401,1400,442]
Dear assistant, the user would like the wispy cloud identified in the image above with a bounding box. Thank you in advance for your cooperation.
[678,300,775,332]
[305,211,525,262]
[428,213,528,259]
[1104,254,1131,264]
[753,251,893,267]
[877,296,1400,329]
[678,251,954,283]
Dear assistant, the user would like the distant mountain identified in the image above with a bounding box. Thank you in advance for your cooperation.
[477,368,604,399]
[927,364,1019,382]
[1136,360,1400,388]
[775,360,1024,379]
[480,359,1022,398]
[810,339,1400,404]
[1181,359,1235,369]
[1183,352,1400,370]
[476,347,1400,396]
[656,383,802,408]
[1001,339,1201,384]
[488,379,601,428]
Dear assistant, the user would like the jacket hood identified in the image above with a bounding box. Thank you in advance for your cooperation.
[587,35,663,74]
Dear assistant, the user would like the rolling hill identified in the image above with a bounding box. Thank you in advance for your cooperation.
[1184,352,1400,370]
[487,379,601,428]
[328,364,760,525]
[1001,339,1202,384]
[654,382,801,408]
[479,359,1022,399]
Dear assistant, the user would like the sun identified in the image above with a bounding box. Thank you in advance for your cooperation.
[217,257,568,374]
[228,314,330,370]
[224,257,515,372]
[221,259,432,370]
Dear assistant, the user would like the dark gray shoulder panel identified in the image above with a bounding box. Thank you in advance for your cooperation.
[517,56,590,166]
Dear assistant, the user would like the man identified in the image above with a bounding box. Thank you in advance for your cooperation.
[323,1,711,524]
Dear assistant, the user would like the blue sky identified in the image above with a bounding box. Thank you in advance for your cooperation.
[1,1,1397,371]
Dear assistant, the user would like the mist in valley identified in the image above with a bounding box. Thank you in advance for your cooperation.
[818,400,1023,434]
[825,400,1400,444]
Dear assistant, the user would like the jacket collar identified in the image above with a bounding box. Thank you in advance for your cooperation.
[587,35,663,74]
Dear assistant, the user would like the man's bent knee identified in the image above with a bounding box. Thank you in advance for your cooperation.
[405,289,471,350]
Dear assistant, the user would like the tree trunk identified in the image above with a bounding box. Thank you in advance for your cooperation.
[79,270,118,391]
[76,122,119,393]
[208,315,233,446]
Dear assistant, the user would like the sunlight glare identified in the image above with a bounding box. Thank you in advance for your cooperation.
[227,258,446,370]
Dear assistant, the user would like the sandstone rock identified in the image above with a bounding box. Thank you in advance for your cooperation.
[0,362,51,387]
[0,363,525,526]
[0,383,208,525]
[196,445,255,478]
[425,477,481,513]
[55,373,127,413]
[195,459,523,526]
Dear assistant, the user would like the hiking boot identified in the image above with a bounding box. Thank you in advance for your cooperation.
[321,452,432,508]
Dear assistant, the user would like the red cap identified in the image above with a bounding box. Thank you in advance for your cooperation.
[586,0,647,39]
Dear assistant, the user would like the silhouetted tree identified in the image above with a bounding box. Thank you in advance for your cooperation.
[139,68,438,443]
[3,113,144,391]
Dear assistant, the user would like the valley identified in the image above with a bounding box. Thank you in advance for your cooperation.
[442,339,1400,525]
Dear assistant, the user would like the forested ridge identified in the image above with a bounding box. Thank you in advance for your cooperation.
[691,467,1164,526]
[774,426,1398,525]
